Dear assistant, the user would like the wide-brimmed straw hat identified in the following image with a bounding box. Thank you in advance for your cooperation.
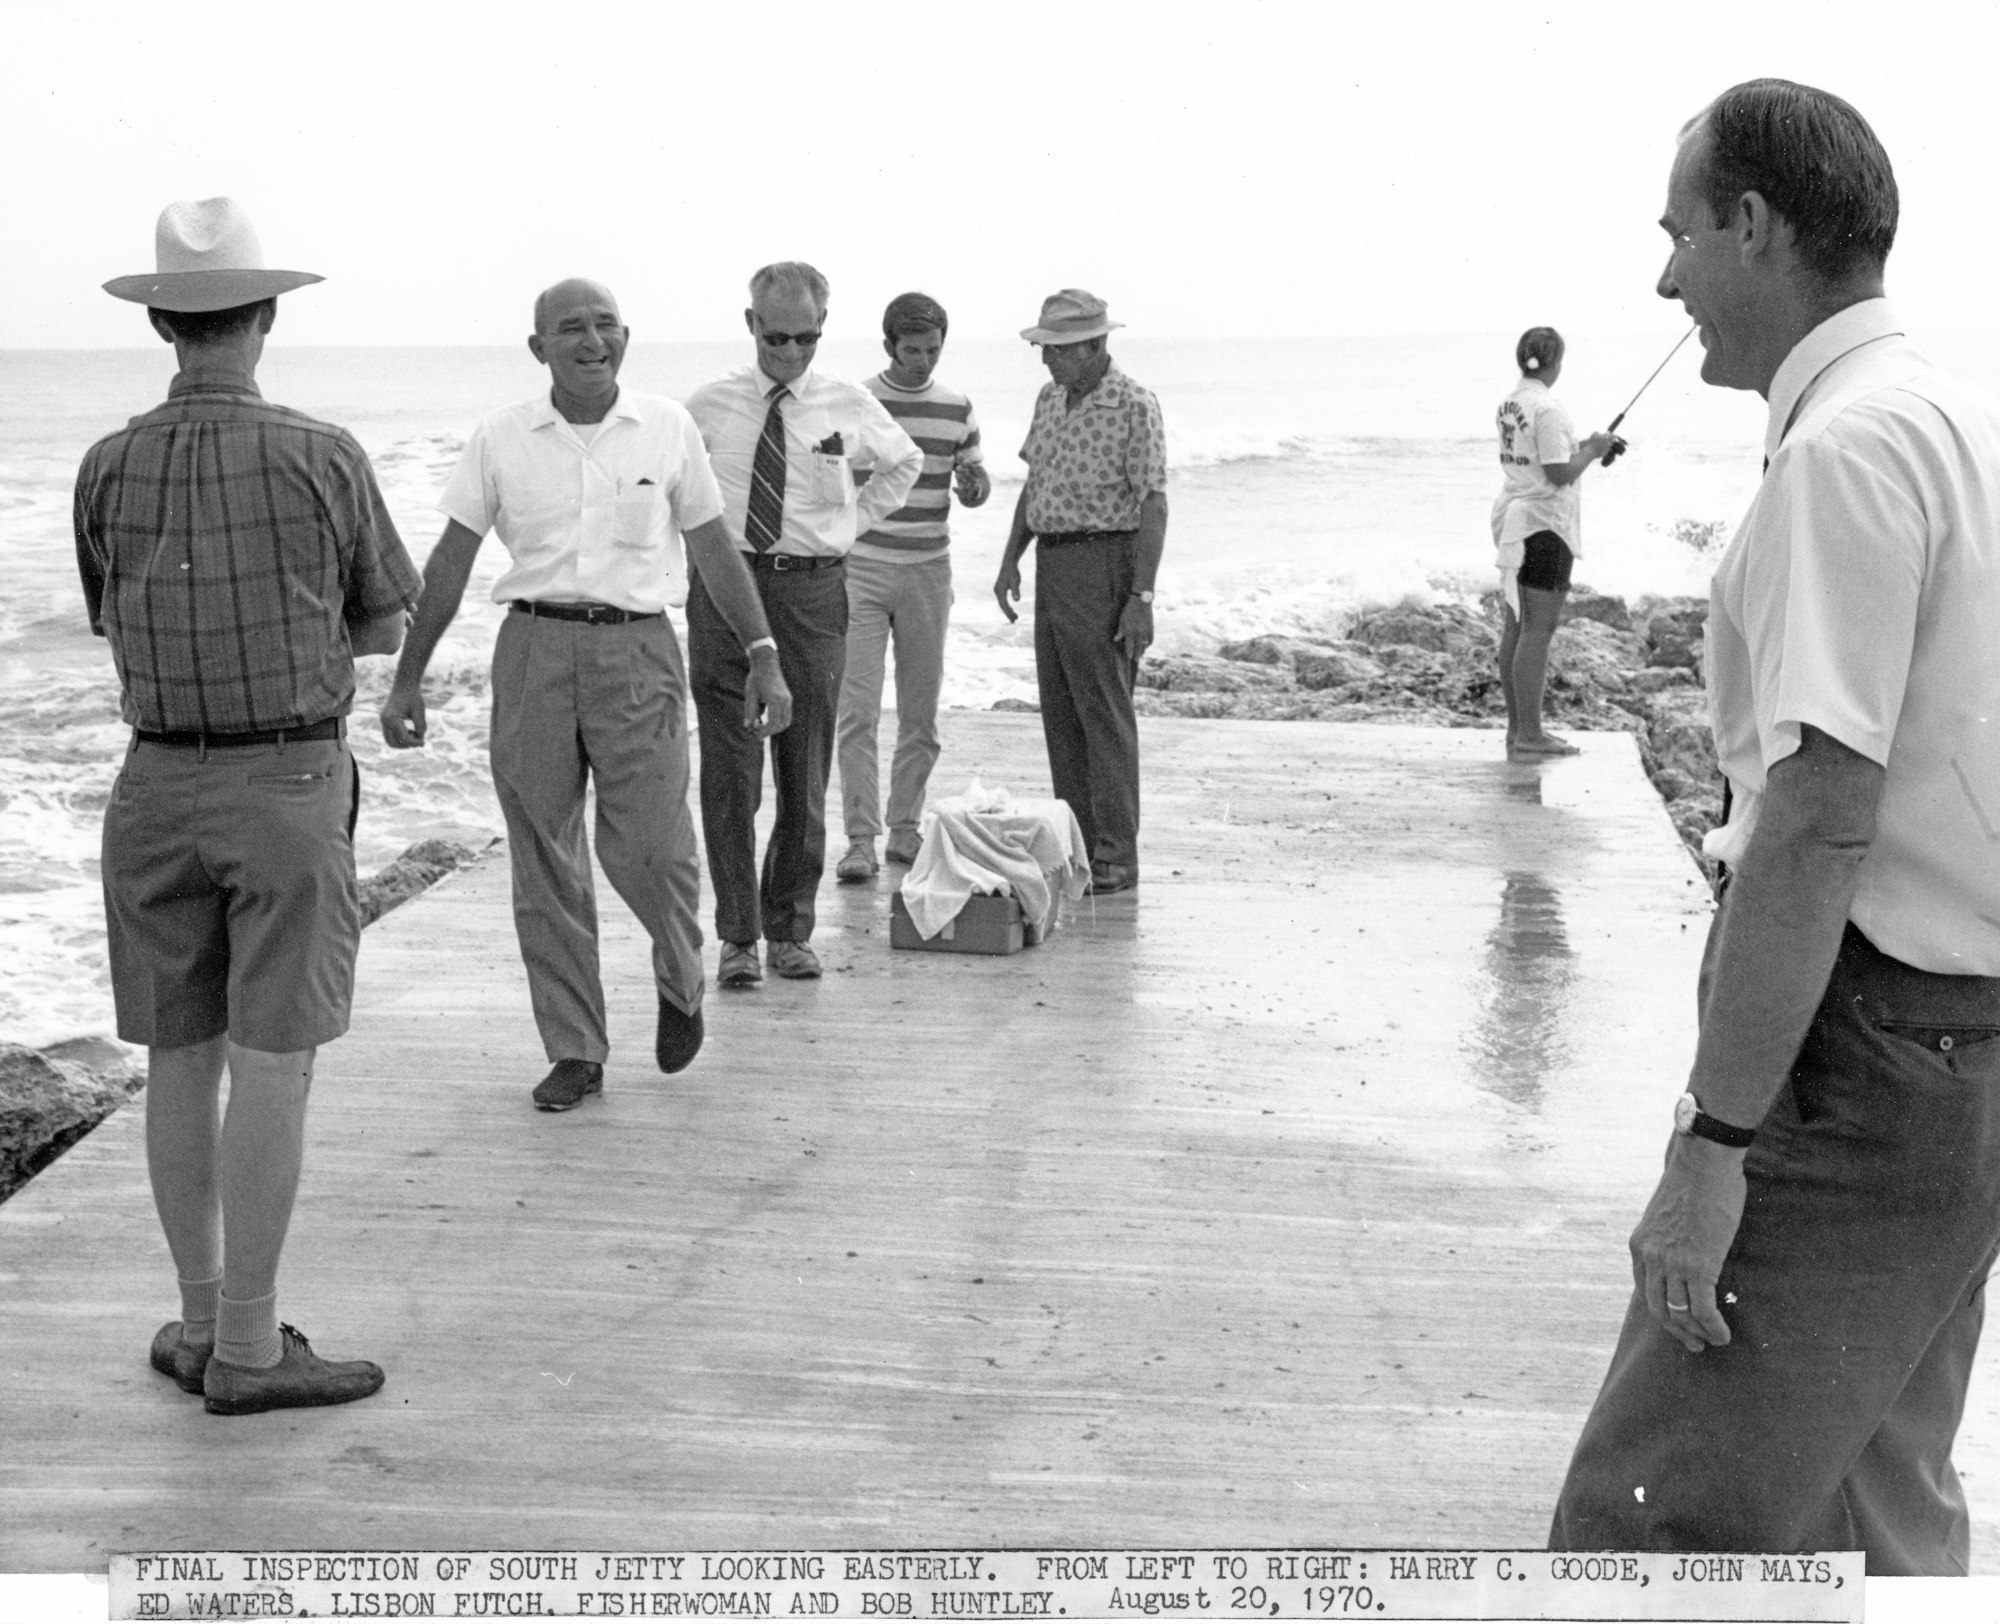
[1020,288,1122,345]
[103,198,323,312]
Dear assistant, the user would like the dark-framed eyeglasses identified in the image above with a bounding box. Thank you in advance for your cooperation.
[760,330,822,349]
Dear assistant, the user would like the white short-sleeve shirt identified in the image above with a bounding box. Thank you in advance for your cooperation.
[1490,377,1581,556]
[437,389,724,613]
[1703,299,2000,974]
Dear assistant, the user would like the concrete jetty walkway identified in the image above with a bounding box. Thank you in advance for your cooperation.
[7,713,2000,1573]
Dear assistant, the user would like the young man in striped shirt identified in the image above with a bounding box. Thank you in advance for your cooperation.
[834,293,991,878]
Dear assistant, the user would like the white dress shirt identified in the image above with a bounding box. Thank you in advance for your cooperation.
[1703,299,2000,974]
[684,363,922,557]
[437,389,723,613]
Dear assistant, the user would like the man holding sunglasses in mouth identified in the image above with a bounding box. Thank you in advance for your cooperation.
[686,263,923,986]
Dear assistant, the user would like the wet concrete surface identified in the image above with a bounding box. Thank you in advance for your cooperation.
[4,713,2000,1574]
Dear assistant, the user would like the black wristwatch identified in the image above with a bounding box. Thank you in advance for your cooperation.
[1675,1092,1756,1148]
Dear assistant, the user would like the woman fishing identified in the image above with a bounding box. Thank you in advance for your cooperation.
[1490,326,1617,758]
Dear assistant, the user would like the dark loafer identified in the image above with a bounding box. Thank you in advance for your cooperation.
[656,998,704,1074]
[204,1323,384,1416]
[1088,863,1138,895]
[150,1320,210,1395]
[532,1058,603,1111]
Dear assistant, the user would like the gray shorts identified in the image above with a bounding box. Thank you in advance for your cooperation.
[102,736,360,1052]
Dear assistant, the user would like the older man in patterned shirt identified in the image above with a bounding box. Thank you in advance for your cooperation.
[993,289,1168,894]
[77,199,421,1415]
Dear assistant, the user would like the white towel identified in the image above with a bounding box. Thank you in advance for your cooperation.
[901,781,1091,942]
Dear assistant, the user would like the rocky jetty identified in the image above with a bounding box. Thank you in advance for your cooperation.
[0,838,490,1204]
[1123,588,1721,865]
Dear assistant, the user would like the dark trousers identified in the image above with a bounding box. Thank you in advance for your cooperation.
[1033,537,1140,870]
[1550,918,2000,1575]
[687,559,846,945]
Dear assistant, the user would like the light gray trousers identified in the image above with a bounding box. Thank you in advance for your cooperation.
[836,551,952,842]
[489,609,705,1063]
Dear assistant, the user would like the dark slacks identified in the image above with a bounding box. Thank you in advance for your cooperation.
[1033,536,1140,870]
[1550,918,2000,1575]
[687,559,847,945]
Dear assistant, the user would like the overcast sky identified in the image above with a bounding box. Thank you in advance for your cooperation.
[5,1,1997,352]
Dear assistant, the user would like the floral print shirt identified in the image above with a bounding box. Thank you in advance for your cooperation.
[1020,363,1167,534]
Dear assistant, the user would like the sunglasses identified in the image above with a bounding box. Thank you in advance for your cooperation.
[760,330,822,349]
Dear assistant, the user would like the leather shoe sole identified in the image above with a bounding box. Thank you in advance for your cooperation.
[204,1323,384,1416]
[150,1320,210,1395]
[532,1058,603,1111]
[656,999,704,1074]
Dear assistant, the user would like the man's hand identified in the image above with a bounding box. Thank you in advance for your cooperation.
[379,683,428,749]
[1114,594,1154,659]
[744,647,793,738]
[994,558,1023,624]
[1629,1133,1747,1352]
[955,464,992,508]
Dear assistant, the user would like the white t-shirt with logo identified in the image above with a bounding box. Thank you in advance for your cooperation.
[1490,377,1581,557]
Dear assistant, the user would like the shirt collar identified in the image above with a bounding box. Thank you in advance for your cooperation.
[754,361,813,402]
[167,362,261,400]
[1764,298,1904,461]
[529,386,641,432]
[1060,359,1126,411]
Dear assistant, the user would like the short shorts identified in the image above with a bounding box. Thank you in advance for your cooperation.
[102,736,361,1052]
[1518,530,1575,593]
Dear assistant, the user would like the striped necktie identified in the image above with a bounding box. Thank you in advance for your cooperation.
[745,383,789,552]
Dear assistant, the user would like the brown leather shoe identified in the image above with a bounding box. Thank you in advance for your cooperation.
[766,940,822,979]
[719,941,763,987]
[203,1324,384,1416]
[150,1320,210,1395]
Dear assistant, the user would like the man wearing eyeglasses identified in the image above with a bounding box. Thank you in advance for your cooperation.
[685,263,923,986]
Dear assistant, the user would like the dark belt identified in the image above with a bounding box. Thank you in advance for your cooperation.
[511,600,663,625]
[744,551,843,572]
[1038,529,1137,548]
[136,716,345,749]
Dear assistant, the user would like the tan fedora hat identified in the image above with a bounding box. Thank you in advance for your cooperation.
[1020,288,1122,345]
[103,198,323,312]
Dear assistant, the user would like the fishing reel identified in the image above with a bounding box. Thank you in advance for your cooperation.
[1600,434,1630,467]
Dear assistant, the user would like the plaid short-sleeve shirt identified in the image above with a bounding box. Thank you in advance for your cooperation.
[1019,362,1167,534]
[74,363,422,733]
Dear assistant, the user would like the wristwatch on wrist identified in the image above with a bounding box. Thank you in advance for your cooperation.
[1674,1091,1756,1148]
[1129,589,1155,604]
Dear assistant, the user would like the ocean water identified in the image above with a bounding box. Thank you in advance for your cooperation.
[2,327,1989,1048]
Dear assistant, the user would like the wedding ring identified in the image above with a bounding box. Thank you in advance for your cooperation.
[1666,1299,1690,1313]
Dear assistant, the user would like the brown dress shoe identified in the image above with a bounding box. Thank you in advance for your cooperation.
[150,1321,210,1395]
[203,1324,384,1416]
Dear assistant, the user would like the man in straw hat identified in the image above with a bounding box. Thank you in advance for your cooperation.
[77,198,421,1414]
[379,277,792,1111]
[993,289,1167,894]
[1550,81,2000,1573]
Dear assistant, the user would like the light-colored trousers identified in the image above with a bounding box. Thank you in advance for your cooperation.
[489,609,705,1064]
[836,552,953,842]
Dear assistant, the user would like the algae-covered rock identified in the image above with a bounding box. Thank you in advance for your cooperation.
[0,1042,143,1201]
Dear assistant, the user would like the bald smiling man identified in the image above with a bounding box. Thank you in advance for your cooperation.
[381,279,790,1111]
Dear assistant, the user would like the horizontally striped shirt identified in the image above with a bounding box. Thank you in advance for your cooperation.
[73,363,421,733]
[852,373,984,562]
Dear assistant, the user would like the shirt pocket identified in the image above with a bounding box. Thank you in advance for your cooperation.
[613,484,667,552]
[807,451,853,509]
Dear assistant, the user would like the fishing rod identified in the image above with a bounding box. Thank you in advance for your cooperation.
[1600,323,1698,464]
